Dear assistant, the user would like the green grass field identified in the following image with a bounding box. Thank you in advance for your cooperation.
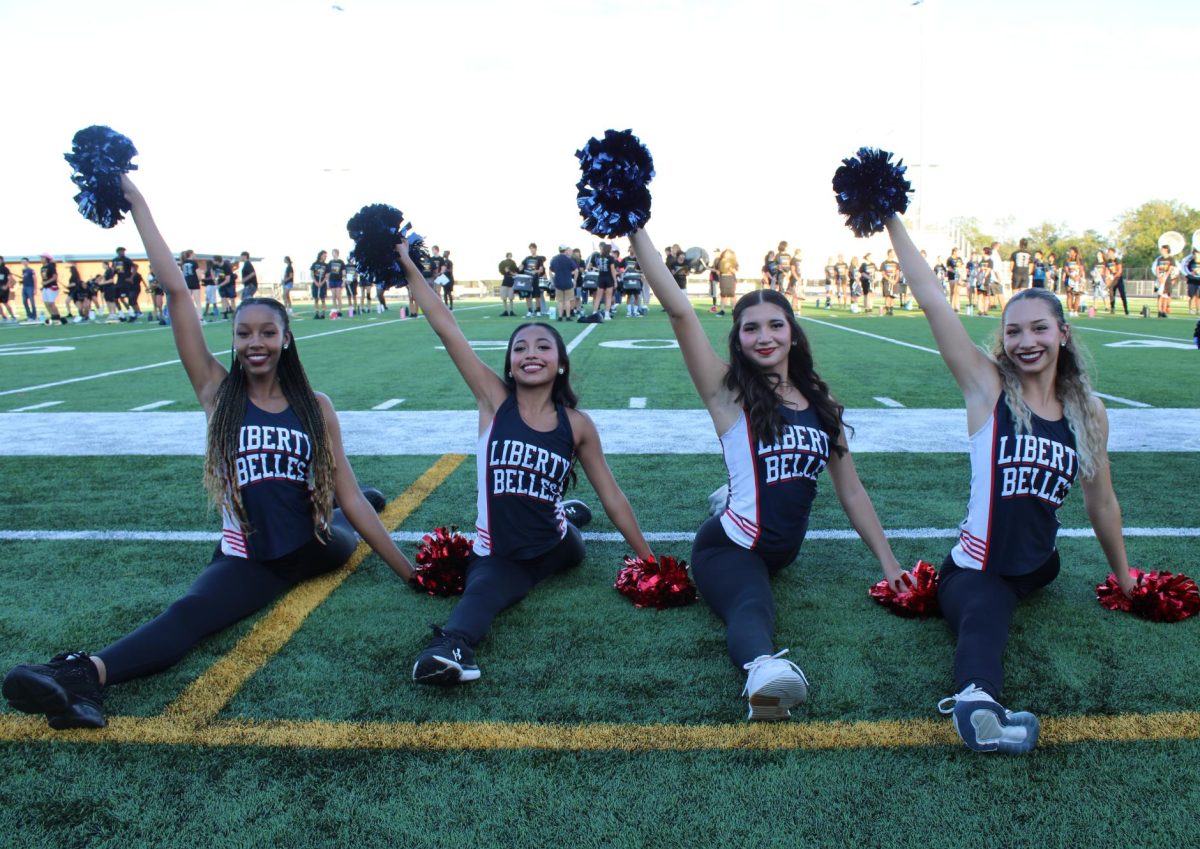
[0,299,1197,848]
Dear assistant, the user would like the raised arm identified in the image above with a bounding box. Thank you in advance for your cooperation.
[884,217,998,415]
[568,410,654,561]
[395,246,508,422]
[121,175,226,412]
[629,228,730,418]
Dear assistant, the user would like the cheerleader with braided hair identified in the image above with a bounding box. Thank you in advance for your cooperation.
[883,215,1135,754]
[2,175,415,730]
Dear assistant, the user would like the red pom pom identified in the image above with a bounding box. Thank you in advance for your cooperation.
[614,554,697,609]
[868,560,941,618]
[1097,568,1200,623]
[409,526,472,596]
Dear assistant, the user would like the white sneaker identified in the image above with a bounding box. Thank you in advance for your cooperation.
[742,650,808,720]
[937,684,1039,754]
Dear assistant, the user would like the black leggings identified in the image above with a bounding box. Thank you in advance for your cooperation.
[98,511,357,685]
[1109,279,1128,314]
[937,551,1060,700]
[689,516,801,669]
[444,526,585,646]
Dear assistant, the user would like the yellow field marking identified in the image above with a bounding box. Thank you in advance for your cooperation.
[160,453,467,726]
[3,711,1200,751]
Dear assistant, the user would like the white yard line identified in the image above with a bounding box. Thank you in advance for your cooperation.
[566,322,598,353]
[1093,392,1152,409]
[130,400,176,411]
[874,397,905,408]
[1,408,1196,454]
[8,400,63,412]
[1072,325,1189,342]
[372,399,405,410]
[2,526,1196,544]
[629,397,647,409]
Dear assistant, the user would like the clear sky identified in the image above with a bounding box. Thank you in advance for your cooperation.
[3,0,1197,279]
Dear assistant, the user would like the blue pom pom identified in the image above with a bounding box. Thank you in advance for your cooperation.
[575,129,654,237]
[63,125,139,229]
[832,147,912,238]
[346,204,430,289]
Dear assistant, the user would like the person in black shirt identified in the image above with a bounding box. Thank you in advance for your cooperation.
[0,257,15,322]
[497,252,518,316]
[521,243,547,317]
[281,256,295,314]
[1184,248,1200,316]
[1104,248,1128,315]
[112,247,135,320]
[240,252,258,303]
[326,249,345,318]
[40,255,68,325]
[1009,239,1032,292]
[310,250,329,319]
[181,250,202,313]
[215,254,237,318]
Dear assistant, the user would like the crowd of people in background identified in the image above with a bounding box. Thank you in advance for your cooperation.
[3,239,1197,328]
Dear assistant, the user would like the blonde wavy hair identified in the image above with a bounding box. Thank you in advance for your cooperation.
[987,288,1105,480]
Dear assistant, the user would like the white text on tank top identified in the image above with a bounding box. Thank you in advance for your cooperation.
[719,406,830,551]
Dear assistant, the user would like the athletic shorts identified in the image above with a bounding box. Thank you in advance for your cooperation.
[1188,281,1200,298]
[102,284,118,302]
[311,283,327,300]
[860,279,872,294]
[219,283,236,299]
[150,286,165,296]
[184,278,200,291]
[597,274,614,290]
[283,281,294,290]
[880,279,895,298]
[41,288,58,304]
[328,279,343,290]
[1012,270,1029,290]
[204,284,218,304]
[500,284,514,299]
[0,288,9,304]
[718,273,737,298]
[346,281,357,296]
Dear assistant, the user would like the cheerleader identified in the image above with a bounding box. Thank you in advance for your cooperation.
[393,242,654,685]
[945,247,963,312]
[1,175,414,730]
[883,215,1135,754]
[1063,246,1084,317]
[628,226,905,720]
[310,250,329,319]
[1153,243,1177,318]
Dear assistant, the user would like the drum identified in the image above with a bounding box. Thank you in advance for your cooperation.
[512,274,535,294]
[582,271,599,291]
[620,273,643,292]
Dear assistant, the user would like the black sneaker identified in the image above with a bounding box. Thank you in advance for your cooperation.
[412,625,480,685]
[561,499,593,529]
[3,651,106,729]
[361,487,386,513]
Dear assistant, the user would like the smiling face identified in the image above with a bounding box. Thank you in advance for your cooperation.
[1002,294,1067,377]
[736,301,793,372]
[506,324,562,387]
[234,303,290,376]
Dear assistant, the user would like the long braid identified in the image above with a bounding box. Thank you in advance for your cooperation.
[202,298,336,540]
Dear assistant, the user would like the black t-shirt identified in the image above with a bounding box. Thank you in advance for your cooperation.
[859,262,877,283]
[623,256,641,274]
[283,263,294,284]
[498,258,518,281]
[443,258,454,283]
[242,260,256,285]
[1011,250,1032,271]
[429,255,446,278]
[880,259,899,280]
[182,259,200,283]
[1184,256,1200,281]
[310,261,328,283]
[521,255,546,278]
[113,255,133,283]
[327,259,344,281]
[0,264,9,287]
[946,256,963,280]
[589,252,614,275]
[41,262,58,288]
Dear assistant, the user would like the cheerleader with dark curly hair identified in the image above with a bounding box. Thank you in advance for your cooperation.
[2,175,414,731]
[629,226,905,721]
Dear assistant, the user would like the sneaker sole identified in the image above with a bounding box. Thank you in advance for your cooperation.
[2,667,70,715]
[412,655,481,686]
[747,695,791,721]
[953,703,1039,754]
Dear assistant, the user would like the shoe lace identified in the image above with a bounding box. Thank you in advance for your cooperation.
[741,649,808,695]
[937,683,989,714]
